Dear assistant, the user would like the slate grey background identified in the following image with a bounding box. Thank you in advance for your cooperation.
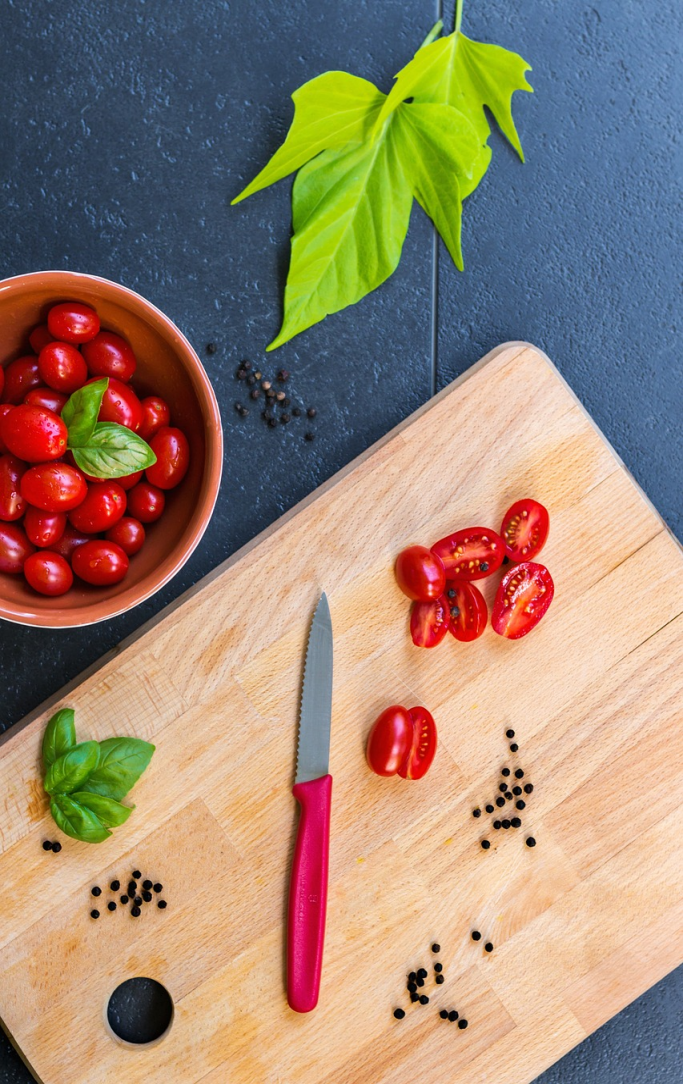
[0,0,680,1079]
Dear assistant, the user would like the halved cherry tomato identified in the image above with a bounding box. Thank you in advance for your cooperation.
[24,552,73,596]
[47,302,100,343]
[398,705,437,779]
[138,396,171,441]
[0,404,68,462]
[501,499,549,562]
[106,516,145,555]
[69,481,126,533]
[366,704,437,780]
[410,594,450,648]
[24,507,67,548]
[24,387,69,414]
[82,331,137,382]
[0,455,27,521]
[72,540,128,585]
[492,561,555,640]
[90,376,143,431]
[431,527,504,581]
[0,405,13,453]
[146,427,190,489]
[446,580,487,642]
[395,545,446,601]
[0,522,35,573]
[28,324,54,354]
[21,463,87,512]
[38,341,88,394]
[126,480,165,522]
[47,523,93,561]
[1,356,42,404]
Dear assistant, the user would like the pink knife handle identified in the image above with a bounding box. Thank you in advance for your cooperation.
[287,774,332,1013]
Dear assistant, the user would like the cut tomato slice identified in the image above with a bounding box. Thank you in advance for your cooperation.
[398,706,437,779]
[501,499,549,562]
[446,580,487,642]
[410,594,450,648]
[431,527,504,580]
[492,561,554,639]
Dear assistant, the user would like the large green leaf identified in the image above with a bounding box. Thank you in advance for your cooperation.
[51,795,111,844]
[44,741,100,796]
[267,123,413,350]
[82,737,155,801]
[71,792,133,828]
[232,73,385,204]
[42,709,76,770]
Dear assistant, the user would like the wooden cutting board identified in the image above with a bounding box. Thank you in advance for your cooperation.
[1,342,682,1084]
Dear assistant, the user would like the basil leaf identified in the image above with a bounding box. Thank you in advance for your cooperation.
[63,378,108,447]
[81,737,155,801]
[71,423,156,479]
[50,795,111,844]
[42,708,76,770]
[44,741,100,796]
[71,792,133,828]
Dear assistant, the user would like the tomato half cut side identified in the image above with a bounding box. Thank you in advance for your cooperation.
[431,527,504,580]
[366,706,413,777]
[491,561,554,640]
[410,595,450,648]
[446,580,487,642]
[397,706,437,779]
[395,545,446,601]
[501,499,549,562]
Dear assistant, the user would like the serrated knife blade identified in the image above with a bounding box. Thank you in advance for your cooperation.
[295,591,333,784]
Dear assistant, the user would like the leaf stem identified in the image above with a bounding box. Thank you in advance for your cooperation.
[454,0,464,34]
[420,19,443,49]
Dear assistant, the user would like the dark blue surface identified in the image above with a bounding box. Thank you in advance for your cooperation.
[0,0,680,1080]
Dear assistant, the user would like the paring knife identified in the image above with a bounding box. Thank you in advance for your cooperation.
[287,592,333,1013]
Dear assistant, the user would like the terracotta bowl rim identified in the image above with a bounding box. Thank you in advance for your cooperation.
[0,270,223,628]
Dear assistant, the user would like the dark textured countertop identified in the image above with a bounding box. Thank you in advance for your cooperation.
[0,0,680,1080]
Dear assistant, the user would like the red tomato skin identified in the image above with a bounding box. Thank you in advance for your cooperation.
[28,324,54,354]
[47,302,100,343]
[21,463,88,513]
[366,706,413,776]
[138,396,170,441]
[1,356,42,404]
[47,523,93,561]
[0,404,68,462]
[72,540,128,585]
[397,706,437,779]
[0,455,27,521]
[69,481,126,533]
[127,480,165,523]
[24,551,73,596]
[82,331,137,382]
[446,580,488,643]
[38,341,88,394]
[0,523,35,573]
[395,545,446,601]
[105,516,145,556]
[89,376,143,431]
[0,366,4,400]
[24,387,69,414]
[24,507,67,548]
[431,527,505,581]
[501,499,550,562]
[118,469,143,490]
[410,594,450,648]
[145,427,190,490]
[0,405,13,453]
[492,561,555,640]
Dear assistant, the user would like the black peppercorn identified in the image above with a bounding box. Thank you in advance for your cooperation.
[128,881,137,895]
[236,369,247,381]
[132,870,141,880]
[481,840,491,850]
[472,808,481,818]
[448,1010,458,1022]
[110,880,120,892]
[262,409,273,421]
[246,374,256,386]
[436,974,445,984]
[408,971,417,982]
[90,910,100,919]
[417,968,427,979]
[515,769,524,779]
[393,1008,405,1020]
[505,791,513,801]
[142,891,152,902]
[493,820,501,829]
[91,886,101,897]
[134,897,142,906]
[51,841,62,852]
[120,895,129,905]
[292,406,301,417]
[306,407,317,418]
[142,880,152,891]
[458,1019,468,1029]
[407,981,417,993]
[242,361,252,371]
[131,906,141,917]
[510,743,519,752]
[484,943,493,953]
[506,729,515,738]
[250,388,260,399]
[282,397,291,407]
[108,902,117,912]
[485,804,494,813]
[42,840,52,851]
[158,900,167,909]
[471,931,481,941]
[419,995,429,1005]
[496,797,505,808]
[526,837,536,848]
[480,562,488,571]
[304,431,315,441]
[502,820,510,829]
[524,784,534,794]
[431,943,440,954]
[501,768,510,777]
[434,962,443,972]
[499,783,507,792]
[440,1009,449,1020]
[153,883,163,893]
[416,976,424,988]
[511,817,521,828]
[410,992,419,1002]
[268,417,277,428]
[447,589,456,598]
[512,786,522,796]
[206,342,217,354]
[281,413,291,424]
[516,800,526,810]
[450,606,461,619]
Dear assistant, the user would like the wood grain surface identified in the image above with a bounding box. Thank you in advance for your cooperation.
[1,343,681,1084]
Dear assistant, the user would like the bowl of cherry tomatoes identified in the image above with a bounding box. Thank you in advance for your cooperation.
[0,271,222,626]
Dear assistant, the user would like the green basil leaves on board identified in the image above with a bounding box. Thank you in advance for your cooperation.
[61,378,157,480]
[232,1,532,349]
[41,708,155,845]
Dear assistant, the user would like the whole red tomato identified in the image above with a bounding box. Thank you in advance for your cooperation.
[1,356,42,404]
[0,522,35,573]
[24,551,73,596]
[0,404,67,462]
[127,480,165,522]
[82,331,137,382]
[106,516,145,555]
[28,324,54,354]
[47,523,93,561]
[69,481,126,533]
[47,302,100,343]
[145,427,190,489]
[24,387,69,414]
[0,455,27,521]
[410,595,450,648]
[138,396,170,441]
[21,463,87,512]
[72,540,129,586]
[0,405,13,453]
[90,376,143,431]
[366,705,437,780]
[118,469,143,490]
[395,545,446,601]
[24,507,67,548]
[38,341,88,394]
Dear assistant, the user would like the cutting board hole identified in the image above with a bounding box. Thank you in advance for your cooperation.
[106,978,173,1046]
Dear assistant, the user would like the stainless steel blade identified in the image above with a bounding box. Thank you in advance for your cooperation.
[295,592,333,784]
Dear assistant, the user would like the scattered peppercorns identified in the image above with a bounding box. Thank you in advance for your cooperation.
[516,800,526,810]
[153,883,163,893]
[472,808,481,818]
[435,974,445,984]
[524,784,534,794]
[304,431,315,441]
[110,880,120,892]
[206,342,217,354]
[506,729,515,738]
[158,900,167,909]
[108,902,117,912]
[91,886,101,897]
[485,804,494,813]
[493,820,501,829]
[526,837,536,848]
[419,994,429,1005]
[501,768,511,777]
[481,840,490,850]
[496,796,505,808]
[511,817,522,828]
[515,769,524,779]
[484,943,493,953]
[90,910,100,920]
[440,1010,449,1020]
[52,841,62,852]
[431,943,440,954]
[458,1019,468,1029]
[448,1010,458,1022]
[502,819,510,829]
[127,881,137,895]
[120,895,129,905]
[131,906,141,917]
[509,743,519,752]
[434,962,443,972]
[393,1008,405,1020]
[42,840,52,851]
[512,786,522,796]
[471,931,481,942]
[306,407,317,418]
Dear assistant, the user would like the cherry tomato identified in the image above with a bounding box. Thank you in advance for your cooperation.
[28,324,54,354]
[72,540,128,586]
[446,580,487,642]
[69,481,126,533]
[21,463,87,512]
[47,302,100,343]
[431,527,504,581]
[90,376,143,431]
[366,705,437,779]
[0,455,27,521]
[24,507,67,548]
[0,366,3,400]
[138,395,170,441]
[47,523,93,561]
[0,404,68,462]
[24,387,69,414]
[1,356,42,404]
[501,499,549,562]
[145,426,189,489]
[395,545,446,601]
[117,469,143,490]
[82,331,137,382]
[410,594,450,648]
[24,551,73,596]
[127,480,165,522]
[105,516,145,555]
[491,561,555,640]
[38,341,88,394]
[0,522,35,573]
[0,405,13,453]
